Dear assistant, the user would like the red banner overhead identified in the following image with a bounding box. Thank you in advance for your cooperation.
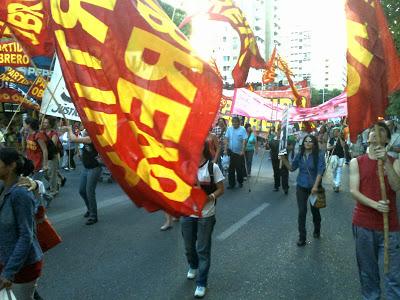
[207,0,265,87]
[49,0,222,216]
[0,0,54,58]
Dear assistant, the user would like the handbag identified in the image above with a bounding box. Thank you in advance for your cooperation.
[0,289,16,300]
[304,156,326,209]
[37,219,62,252]
[314,186,326,208]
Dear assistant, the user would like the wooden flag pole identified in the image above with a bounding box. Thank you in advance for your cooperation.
[375,124,389,273]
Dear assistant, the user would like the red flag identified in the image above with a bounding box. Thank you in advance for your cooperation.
[207,0,265,87]
[0,0,54,58]
[48,0,222,216]
[262,46,276,84]
[346,0,400,141]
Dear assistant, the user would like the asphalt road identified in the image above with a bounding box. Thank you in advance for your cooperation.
[39,151,361,300]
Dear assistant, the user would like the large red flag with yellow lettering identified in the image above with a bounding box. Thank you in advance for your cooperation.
[207,0,265,87]
[46,0,222,216]
[346,0,400,141]
[0,0,54,58]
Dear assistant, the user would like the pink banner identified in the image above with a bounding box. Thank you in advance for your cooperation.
[231,88,347,122]
[255,87,311,106]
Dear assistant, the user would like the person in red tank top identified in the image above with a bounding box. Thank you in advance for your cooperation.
[349,122,400,299]
[24,117,48,173]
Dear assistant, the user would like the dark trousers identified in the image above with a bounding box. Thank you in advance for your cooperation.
[65,148,76,169]
[244,150,254,176]
[271,159,289,190]
[228,152,244,187]
[296,185,321,241]
[181,216,216,287]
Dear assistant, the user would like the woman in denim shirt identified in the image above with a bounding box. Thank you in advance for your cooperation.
[281,135,326,247]
[0,148,43,299]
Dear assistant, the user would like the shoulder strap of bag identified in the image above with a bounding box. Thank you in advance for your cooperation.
[208,161,214,185]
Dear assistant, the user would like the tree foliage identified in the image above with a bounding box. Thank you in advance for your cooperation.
[381,0,400,116]
[159,1,191,38]
[311,88,342,106]
[381,0,400,52]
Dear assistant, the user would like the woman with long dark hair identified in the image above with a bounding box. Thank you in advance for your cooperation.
[0,148,43,299]
[181,138,224,298]
[281,134,326,246]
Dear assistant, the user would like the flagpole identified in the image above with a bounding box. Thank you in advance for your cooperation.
[375,124,390,273]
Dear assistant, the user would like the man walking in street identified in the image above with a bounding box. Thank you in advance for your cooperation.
[224,116,247,189]
[349,122,400,299]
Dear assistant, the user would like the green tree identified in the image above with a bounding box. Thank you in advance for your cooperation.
[159,1,191,38]
[381,0,400,52]
[381,0,400,116]
[311,88,343,106]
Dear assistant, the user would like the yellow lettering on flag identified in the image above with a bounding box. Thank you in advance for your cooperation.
[7,1,44,45]
[82,107,117,147]
[54,30,102,69]
[124,27,202,103]
[346,19,374,97]
[51,0,116,43]
[137,0,192,51]
[117,78,190,143]
[74,83,116,105]
[137,158,192,202]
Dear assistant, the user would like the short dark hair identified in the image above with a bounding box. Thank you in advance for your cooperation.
[370,122,391,142]
[232,116,240,123]
[0,147,34,176]
[25,117,39,131]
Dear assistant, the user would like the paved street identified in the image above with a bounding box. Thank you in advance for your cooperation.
[40,150,361,300]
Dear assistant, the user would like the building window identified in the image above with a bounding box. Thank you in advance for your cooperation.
[223,56,230,62]
[223,37,227,42]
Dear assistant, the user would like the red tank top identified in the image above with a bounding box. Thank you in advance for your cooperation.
[352,155,399,231]
[26,132,45,171]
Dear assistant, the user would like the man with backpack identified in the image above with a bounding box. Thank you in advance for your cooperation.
[41,117,66,197]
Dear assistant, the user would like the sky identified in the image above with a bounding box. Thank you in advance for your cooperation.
[162,0,348,87]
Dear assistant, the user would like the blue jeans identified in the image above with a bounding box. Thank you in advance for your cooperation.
[353,225,400,299]
[79,166,101,219]
[181,216,216,287]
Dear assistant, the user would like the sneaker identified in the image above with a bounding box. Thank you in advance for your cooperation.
[85,218,98,225]
[160,224,172,231]
[313,232,320,239]
[297,239,306,247]
[187,268,198,280]
[194,286,206,298]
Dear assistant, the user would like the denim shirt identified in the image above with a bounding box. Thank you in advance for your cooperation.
[291,151,326,188]
[0,184,43,280]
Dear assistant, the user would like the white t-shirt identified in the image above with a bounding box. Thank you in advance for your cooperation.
[191,162,224,218]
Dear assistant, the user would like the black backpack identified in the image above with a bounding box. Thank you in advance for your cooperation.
[42,132,57,160]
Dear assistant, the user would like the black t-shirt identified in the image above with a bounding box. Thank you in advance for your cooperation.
[82,143,100,169]
[328,137,345,158]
